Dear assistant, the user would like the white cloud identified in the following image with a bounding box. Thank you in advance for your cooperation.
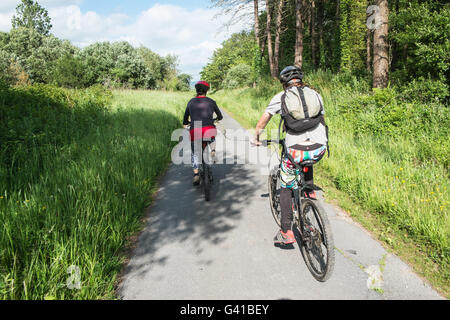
[0,0,83,32]
[0,12,14,31]
[0,2,250,79]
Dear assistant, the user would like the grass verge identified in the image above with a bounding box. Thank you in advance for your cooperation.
[0,88,191,299]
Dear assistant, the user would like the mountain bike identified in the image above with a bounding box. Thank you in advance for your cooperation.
[187,119,219,202]
[200,139,214,202]
[265,139,335,282]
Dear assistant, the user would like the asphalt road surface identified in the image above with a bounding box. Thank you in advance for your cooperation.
[118,110,443,300]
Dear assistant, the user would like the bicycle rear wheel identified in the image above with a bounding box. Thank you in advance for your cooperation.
[268,168,282,227]
[202,143,213,202]
[203,163,211,202]
[296,198,335,282]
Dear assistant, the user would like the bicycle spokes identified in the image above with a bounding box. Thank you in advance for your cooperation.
[298,200,335,282]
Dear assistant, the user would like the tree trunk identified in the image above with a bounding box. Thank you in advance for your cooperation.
[294,0,304,68]
[390,0,400,72]
[311,0,317,67]
[366,0,372,72]
[273,0,285,76]
[317,0,324,67]
[260,27,268,56]
[366,28,372,72]
[254,0,260,48]
[373,0,389,88]
[265,0,276,77]
[335,0,341,72]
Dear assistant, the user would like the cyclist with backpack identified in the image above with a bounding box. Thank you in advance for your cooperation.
[183,81,223,186]
[252,66,329,245]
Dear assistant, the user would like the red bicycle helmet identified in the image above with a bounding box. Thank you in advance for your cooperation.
[195,81,210,94]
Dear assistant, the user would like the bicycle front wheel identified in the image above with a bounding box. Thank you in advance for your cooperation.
[297,198,335,282]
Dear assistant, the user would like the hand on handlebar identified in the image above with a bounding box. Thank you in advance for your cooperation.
[251,136,263,147]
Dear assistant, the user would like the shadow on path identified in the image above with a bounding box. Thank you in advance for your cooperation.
[119,159,263,286]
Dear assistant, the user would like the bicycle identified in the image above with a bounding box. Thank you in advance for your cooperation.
[265,139,335,282]
[200,139,214,202]
[187,119,219,202]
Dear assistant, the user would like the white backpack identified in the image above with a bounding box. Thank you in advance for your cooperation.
[283,86,322,120]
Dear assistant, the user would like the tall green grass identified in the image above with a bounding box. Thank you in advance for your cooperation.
[211,70,449,287]
[0,86,191,299]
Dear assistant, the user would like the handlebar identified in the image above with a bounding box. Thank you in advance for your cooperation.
[260,139,286,148]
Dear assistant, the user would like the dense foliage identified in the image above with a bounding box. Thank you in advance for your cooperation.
[201,31,259,90]
[0,1,191,91]
[12,0,52,36]
[203,0,449,101]
[390,1,450,87]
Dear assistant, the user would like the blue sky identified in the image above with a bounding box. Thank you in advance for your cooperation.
[0,0,249,80]
[81,0,211,16]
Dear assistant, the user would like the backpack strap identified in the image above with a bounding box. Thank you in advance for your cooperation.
[297,87,310,119]
[278,114,284,142]
[313,91,330,158]
[315,92,324,114]
[280,91,289,133]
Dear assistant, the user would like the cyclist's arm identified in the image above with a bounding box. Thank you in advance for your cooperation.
[252,92,283,145]
[183,105,190,126]
[213,102,224,121]
[252,112,273,145]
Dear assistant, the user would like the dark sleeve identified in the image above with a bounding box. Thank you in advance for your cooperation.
[183,103,190,125]
[213,101,223,121]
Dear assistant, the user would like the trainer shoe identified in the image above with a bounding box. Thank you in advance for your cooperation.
[304,190,317,200]
[274,230,296,245]
[193,174,200,186]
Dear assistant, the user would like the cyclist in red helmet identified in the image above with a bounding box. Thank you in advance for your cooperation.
[183,81,223,185]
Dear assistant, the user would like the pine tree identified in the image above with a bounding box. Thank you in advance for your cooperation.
[11,0,52,36]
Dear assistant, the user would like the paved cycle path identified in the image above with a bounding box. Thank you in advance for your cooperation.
[118,110,443,300]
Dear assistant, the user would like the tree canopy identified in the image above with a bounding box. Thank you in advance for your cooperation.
[12,0,52,36]
[202,0,449,97]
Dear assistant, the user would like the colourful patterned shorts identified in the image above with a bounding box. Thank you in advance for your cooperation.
[280,145,327,189]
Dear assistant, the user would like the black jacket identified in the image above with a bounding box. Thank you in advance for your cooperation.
[183,96,223,129]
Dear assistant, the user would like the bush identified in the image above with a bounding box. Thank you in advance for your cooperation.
[338,87,449,167]
[390,3,449,86]
[252,76,281,99]
[0,50,29,86]
[399,77,449,104]
[51,54,92,89]
[223,64,253,89]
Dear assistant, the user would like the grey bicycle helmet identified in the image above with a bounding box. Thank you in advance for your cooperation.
[279,66,304,84]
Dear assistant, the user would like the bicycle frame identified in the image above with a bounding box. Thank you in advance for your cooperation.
[266,139,317,246]
[265,137,335,282]
[186,119,219,202]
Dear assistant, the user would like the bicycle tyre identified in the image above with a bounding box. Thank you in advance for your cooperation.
[297,198,335,282]
[203,163,211,202]
[268,168,282,227]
